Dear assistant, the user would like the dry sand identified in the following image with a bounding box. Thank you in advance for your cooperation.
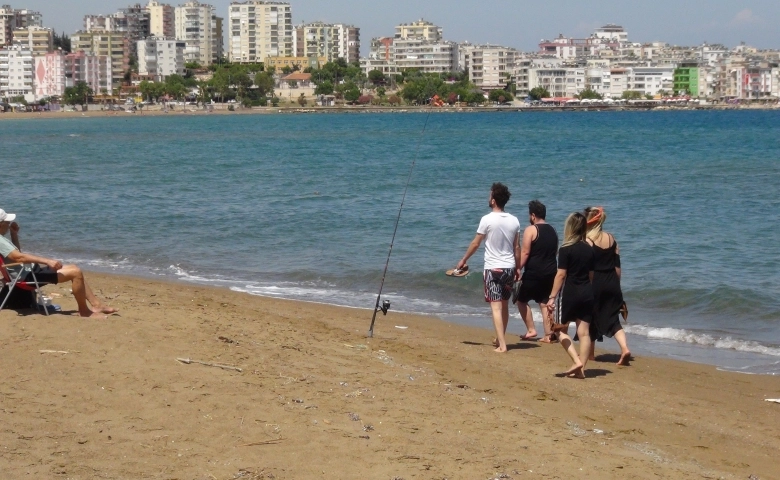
[1,272,778,479]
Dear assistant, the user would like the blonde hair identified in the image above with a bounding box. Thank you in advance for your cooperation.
[562,212,587,247]
[584,206,606,241]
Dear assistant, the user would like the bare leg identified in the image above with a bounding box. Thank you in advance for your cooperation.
[56,265,115,317]
[538,300,554,342]
[614,329,631,365]
[516,301,537,339]
[576,320,592,371]
[490,301,509,353]
[557,332,584,378]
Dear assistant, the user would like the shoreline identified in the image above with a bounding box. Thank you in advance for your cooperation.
[1,270,778,478]
[1,102,778,120]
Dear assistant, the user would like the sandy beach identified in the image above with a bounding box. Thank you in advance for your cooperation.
[0,272,777,479]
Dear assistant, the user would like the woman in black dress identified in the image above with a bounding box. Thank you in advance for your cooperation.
[585,207,631,366]
[546,212,594,379]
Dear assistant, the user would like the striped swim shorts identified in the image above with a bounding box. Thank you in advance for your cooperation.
[483,268,514,303]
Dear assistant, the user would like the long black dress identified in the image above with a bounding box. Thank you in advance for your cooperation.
[591,234,624,338]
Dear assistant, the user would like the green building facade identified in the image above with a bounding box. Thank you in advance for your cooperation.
[674,67,700,97]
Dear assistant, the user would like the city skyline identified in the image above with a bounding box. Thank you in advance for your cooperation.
[16,0,780,55]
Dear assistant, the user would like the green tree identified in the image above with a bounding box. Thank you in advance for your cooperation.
[341,82,360,103]
[63,81,92,106]
[577,88,603,100]
[376,86,386,98]
[281,66,293,75]
[621,90,644,100]
[529,87,551,101]
[489,89,514,103]
[254,71,275,97]
[52,31,71,53]
[185,61,202,70]
[368,69,386,85]
[314,80,334,96]
[297,93,307,107]
[645,93,654,100]
[387,95,402,106]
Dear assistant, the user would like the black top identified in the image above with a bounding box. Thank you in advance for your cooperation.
[524,223,559,279]
[592,234,619,272]
[558,241,594,286]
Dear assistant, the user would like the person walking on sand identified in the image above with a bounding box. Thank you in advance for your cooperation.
[546,212,595,378]
[455,183,521,353]
[0,209,118,318]
[514,200,559,343]
[584,206,631,366]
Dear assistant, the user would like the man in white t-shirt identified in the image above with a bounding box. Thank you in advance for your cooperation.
[456,183,521,353]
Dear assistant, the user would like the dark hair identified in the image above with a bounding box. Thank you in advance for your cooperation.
[491,183,511,208]
[528,200,546,219]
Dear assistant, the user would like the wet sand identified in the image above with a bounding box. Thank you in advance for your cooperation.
[0,271,778,479]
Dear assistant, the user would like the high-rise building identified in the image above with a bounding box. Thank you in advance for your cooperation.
[461,44,519,91]
[174,1,223,65]
[394,19,441,42]
[33,50,65,99]
[0,43,34,101]
[13,8,41,28]
[64,50,113,93]
[137,37,185,80]
[1,5,42,46]
[71,30,129,88]
[228,1,292,63]
[293,21,360,64]
[146,0,174,38]
[12,25,52,55]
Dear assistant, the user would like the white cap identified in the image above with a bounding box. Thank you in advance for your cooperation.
[0,209,16,223]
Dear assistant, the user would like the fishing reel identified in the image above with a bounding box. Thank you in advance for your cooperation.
[376,299,391,316]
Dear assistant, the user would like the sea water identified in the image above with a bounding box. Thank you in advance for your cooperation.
[2,110,779,374]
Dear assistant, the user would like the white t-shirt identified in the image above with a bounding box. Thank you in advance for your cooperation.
[477,211,520,269]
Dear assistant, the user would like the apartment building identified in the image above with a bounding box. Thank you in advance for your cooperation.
[146,0,174,38]
[71,30,129,88]
[12,25,52,55]
[228,1,292,63]
[461,44,518,90]
[137,37,185,81]
[174,1,223,65]
[0,43,34,101]
[293,22,360,64]
[395,19,441,42]
[265,55,324,73]
[64,50,112,93]
[33,49,65,98]
[1,5,42,46]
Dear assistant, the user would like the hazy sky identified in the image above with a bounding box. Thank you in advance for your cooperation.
[25,0,780,53]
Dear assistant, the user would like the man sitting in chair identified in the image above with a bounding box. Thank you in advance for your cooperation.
[0,209,117,318]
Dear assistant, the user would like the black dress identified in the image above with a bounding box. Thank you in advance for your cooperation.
[591,235,624,338]
[558,241,594,323]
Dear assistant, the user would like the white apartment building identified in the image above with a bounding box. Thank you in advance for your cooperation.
[137,37,185,81]
[228,1,292,63]
[293,21,360,64]
[395,19,441,42]
[12,25,51,55]
[33,50,65,99]
[529,65,585,98]
[71,30,128,88]
[1,5,42,46]
[391,38,457,73]
[64,50,112,93]
[0,44,34,102]
[461,44,518,90]
[146,0,175,38]
[629,66,674,96]
[174,1,223,65]
[593,24,628,43]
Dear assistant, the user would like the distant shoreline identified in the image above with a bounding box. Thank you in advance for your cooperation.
[1,102,778,120]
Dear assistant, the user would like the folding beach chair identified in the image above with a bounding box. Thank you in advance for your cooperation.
[0,257,49,315]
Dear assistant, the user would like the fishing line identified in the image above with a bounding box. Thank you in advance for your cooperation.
[368,98,435,338]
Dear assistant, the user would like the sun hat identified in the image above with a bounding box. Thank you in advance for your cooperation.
[0,209,16,223]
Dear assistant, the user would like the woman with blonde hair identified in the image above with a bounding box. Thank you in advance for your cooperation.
[584,206,631,366]
[546,212,595,379]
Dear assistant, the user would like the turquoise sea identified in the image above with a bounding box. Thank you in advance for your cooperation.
[2,110,779,374]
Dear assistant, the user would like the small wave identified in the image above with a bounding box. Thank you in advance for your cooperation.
[625,325,780,357]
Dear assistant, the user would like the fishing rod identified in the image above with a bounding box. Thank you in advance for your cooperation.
[368,98,435,338]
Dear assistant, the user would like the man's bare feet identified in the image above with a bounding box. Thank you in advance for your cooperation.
[617,351,632,366]
[77,311,108,319]
[567,366,586,379]
[494,346,507,353]
[92,306,119,314]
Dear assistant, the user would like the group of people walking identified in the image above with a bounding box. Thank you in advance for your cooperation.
[455,183,630,378]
